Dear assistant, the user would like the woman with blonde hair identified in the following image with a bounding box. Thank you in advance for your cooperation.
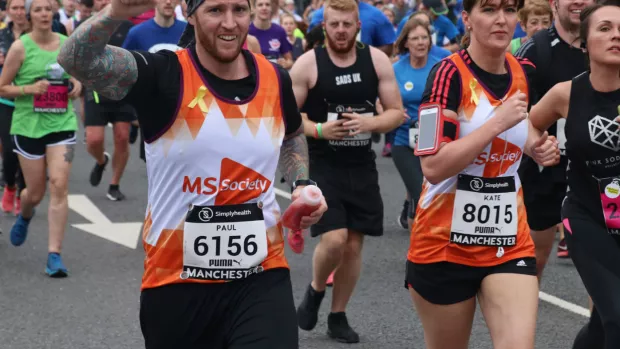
[0,0,82,277]
[508,0,552,53]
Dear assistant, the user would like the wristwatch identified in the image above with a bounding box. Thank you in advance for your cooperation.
[292,179,317,192]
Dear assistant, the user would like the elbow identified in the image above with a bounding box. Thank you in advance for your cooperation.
[57,44,75,73]
[420,163,441,185]
[423,171,443,185]
[420,159,449,185]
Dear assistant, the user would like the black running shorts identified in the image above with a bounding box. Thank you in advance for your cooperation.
[405,257,537,305]
[84,95,136,127]
[139,268,298,349]
[309,160,384,237]
[522,180,567,231]
[12,131,76,160]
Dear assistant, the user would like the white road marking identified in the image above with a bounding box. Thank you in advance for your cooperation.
[68,194,142,249]
[539,291,590,317]
[274,186,591,318]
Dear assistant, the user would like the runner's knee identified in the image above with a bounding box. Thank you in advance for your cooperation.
[113,127,130,146]
[320,230,348,256]
[86,132,104,149]
[48,175,69,198]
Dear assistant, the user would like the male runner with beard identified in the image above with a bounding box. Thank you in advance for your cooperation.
[290,0,404,342]
[58,0,327,346]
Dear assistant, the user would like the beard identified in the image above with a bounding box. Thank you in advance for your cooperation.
[195,21,245,63]
[325,32,357,54]
[558,11,580,34]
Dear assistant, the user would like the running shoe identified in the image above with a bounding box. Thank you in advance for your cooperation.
[297,283,325,331]
[397,200,409,229]
[327,312,360,343]
[557,238,570,258]
[10,211,34,246]
[326,271,334,287]
[45,252,68,278]
[107,185,126,201]
[2,186,16,213]
[89,152,110,187]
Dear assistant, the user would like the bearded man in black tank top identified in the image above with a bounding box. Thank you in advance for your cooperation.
[289,0,404,343]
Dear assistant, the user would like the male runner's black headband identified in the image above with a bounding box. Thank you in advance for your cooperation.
[178,0,252,48]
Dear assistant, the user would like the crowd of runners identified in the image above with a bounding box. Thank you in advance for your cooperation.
[0,0,619,347]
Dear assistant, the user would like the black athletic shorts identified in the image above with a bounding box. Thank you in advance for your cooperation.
[309,160,383,237]
[522,180,567,231]
[12,131,76,160]
[84,97,136,127]
[139,268,298,349]
[405,257,537,305]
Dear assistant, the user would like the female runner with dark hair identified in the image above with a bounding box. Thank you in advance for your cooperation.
[529,1,620,347]
[405,0,560,347]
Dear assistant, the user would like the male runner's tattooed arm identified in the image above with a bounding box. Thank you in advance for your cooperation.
[57,6,138,101]
[279,125,310,188]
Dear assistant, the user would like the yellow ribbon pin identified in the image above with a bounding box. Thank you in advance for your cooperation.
[470,79,479,105]
[188,85,209,113]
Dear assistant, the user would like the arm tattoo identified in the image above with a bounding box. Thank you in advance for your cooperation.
[58,9,138,101]
[278,126,309,187]
[63,144,75,163]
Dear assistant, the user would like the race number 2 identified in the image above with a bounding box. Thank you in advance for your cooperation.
[182,203,268,281]
[598,177,620,235]
[450,174,518,246]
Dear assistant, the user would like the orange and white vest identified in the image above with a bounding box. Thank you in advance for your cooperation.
[408,51,535,267]
[141,49,289,290]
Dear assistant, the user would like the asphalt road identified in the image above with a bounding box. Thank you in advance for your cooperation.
[0,131,590,349]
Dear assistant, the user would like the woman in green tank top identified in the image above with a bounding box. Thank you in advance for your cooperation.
[0,0,82,278]
[507,0,553,54]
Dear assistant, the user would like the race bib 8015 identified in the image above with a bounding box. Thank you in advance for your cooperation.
[450,174,518,246]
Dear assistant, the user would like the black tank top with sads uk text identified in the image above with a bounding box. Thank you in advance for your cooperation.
[303,42,379,166]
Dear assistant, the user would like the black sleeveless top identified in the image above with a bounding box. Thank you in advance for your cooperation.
[563,72,620,222]
[303,42,379,166]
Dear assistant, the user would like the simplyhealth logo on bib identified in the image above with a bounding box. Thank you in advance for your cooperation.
[474,137,523,177]
[182,158,272,205]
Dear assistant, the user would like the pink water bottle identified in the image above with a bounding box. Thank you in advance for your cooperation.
[282,185,323,254]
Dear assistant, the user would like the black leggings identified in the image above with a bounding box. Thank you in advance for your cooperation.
[563,216,620,349]
[392,145,424,219]
[0,103,24,191]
